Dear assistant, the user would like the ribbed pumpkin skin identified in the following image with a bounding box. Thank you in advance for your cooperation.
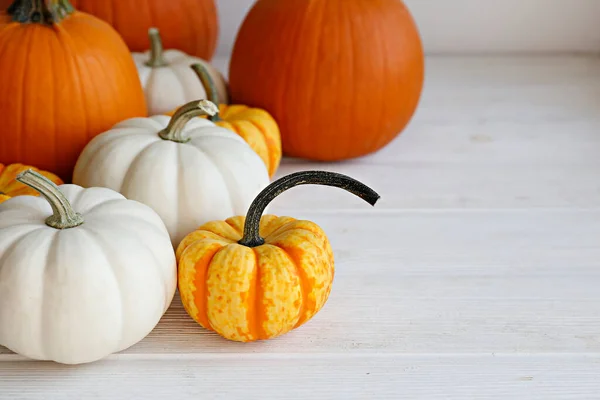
[216,105,281,178]
[166,104,282,178]
[71,0,218,60]
[176,215,334,342]
[0,163,63,204]
[229,0,425,161]
[0,10,147,181]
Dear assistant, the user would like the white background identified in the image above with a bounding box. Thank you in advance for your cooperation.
[215,0,600,57]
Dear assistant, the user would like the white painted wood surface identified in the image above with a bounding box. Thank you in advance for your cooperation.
[215,0,600,56]
[2,55,600,398]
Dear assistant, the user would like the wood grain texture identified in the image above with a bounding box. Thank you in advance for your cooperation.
[2,56,600,398]
[2,356,600,399]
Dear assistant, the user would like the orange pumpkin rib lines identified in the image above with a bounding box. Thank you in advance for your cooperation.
[258,215,288,238]
[0,163,63,202]
[177,214,335,342]
[264,222,334,327]
[248,247,264,341]
[223,216,246,237]
[229,0,424,161]
[0,5,147,181]
[280,247,308,329]
[71,0,218,60]
[179,239,224,331]
[217,105,282,178]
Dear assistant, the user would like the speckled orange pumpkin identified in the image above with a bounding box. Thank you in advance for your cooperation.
[0,163,63,204]
[176,171,379,342]
[166,64,282,177]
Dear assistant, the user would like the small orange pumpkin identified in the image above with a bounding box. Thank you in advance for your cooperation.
[229,0,425,161]
[0,163,63,204]
[0,0,147,181]
[166,64,282,178]
[176,171,379,342]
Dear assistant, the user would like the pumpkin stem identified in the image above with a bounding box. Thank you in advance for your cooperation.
[145,28,169,68]
[190,63,221,122]
[9,0,72,24]
[158,100,219,143]
[238,171,380,247]
[16,170,84,230]
[56,0,74,14]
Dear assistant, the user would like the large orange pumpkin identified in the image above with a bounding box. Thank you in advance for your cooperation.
[70,0,218,60]
[229,0,425,161]
[0,0,147,181]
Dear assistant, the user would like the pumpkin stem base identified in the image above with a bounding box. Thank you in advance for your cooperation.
[10,0,73,24]
[16,170,84,230]
[159,100,219,142]
[238,236,265,248]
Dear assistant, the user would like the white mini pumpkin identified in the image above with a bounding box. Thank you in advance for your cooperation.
[72,100,271,247]
[0,170,177,365]
[133,28,229,115]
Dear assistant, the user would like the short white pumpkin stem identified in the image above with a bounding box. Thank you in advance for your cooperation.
[16,169,84,230]
[190,63,221,122]
[159,99,219,143]
[145,27,169,68]
[238,171,381,247]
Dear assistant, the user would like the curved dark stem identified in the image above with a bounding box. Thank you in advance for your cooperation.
[238,171,380,247]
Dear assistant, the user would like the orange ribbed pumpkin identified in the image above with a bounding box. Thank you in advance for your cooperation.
[229,0,425,161]
[0,0,147,181]
[165,64,282,178]
[0,163,63,204]
[70,0,218,60]
[176,171,380,342]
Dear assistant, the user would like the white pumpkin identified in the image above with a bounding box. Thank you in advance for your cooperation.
[133,28,229,115]
[72,100,271,247]
[0,170,176,365]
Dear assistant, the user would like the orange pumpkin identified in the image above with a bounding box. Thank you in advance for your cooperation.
[0,163,63,204]
[229,0,425,161]
[70,0,218,60]
[176,171,380,342]
[0,0,147,181]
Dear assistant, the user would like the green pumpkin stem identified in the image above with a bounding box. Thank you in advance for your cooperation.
[159,99,219,143]
[16,170,84,230]
[238,171,380,248]
[190,63,221,122]
[9,0,73,24]
[145,28,169,68]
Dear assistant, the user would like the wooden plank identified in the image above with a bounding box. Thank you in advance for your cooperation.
[213,56,600,210]
[2,355,600,399]
[2,56,600,398]
[3,210,599,358]
[272,162,600,210]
